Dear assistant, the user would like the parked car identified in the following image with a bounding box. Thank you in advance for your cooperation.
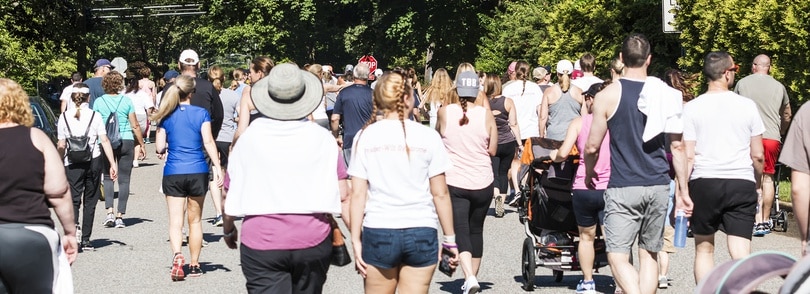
[30,96,58,144]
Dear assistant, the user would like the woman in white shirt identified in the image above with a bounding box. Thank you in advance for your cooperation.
[349,71,459,293]
[125,75,155,167]
[56,83,118,252]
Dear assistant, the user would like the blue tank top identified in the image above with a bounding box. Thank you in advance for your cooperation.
[606,79,670,188]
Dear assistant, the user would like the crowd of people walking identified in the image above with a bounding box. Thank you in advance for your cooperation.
[2,32,809,294]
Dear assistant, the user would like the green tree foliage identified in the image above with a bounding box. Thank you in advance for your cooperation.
[478,0,681,78]
[677,0,810,103]
[0,1,75,93]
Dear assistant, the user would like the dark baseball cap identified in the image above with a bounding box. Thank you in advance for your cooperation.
[94,59,114,69]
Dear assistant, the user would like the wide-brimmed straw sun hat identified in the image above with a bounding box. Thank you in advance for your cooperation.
[250,63,324,121]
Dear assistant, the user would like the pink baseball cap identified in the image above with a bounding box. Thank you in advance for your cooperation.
[508,61,517,74]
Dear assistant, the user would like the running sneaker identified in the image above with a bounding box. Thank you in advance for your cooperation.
[577,280,597,294]
[187,265,203,277]
[81,240,95,252]
[114,218,126,228]
[494,196,505,218]
[76,225,82,243]
[658,276,669,289]
[212,215,224,227]
[753,223,768,237]
[171,253,185,281]
[461,276,480,294]
[132,160,139,168]
[103,213,115,228]
[507,191,522,207]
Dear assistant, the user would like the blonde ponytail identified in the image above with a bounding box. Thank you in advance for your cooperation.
[560,71,571,92]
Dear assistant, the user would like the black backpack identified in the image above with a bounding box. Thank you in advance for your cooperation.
[102,96,123,149]
[63,112,95,163]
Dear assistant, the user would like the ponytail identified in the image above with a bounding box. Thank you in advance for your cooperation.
[70,88,89,120]
[151,85,182,122]
[395,97,411,159]
[560,71,571,92]
[459,98,469,126]
[152,75,196,122]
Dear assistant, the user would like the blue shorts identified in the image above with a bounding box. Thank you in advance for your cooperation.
[361,227,438,269]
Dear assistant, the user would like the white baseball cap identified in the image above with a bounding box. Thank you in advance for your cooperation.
[556,60,574,74]
[179,49,200,65]
[374,68,383,77]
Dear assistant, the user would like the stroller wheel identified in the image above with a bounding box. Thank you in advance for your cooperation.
[779,211,789,232]
[553,270,563,282]
[521,237,536,291]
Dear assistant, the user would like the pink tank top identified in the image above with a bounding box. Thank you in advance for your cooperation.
[573,114,611,190]
[442,104,494,190]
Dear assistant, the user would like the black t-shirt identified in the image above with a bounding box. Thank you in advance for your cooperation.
[160,77,224,138]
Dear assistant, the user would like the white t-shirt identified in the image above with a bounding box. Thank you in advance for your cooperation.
[57,105,106,166]
[503,80,543,139]
[312,96,328,120]
[348,119,452,229]
[572,75,604,93]
[126,90,154,116]
[683,91,765,182]
[60,84,79,112]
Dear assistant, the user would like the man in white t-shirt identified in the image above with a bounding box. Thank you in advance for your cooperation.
[60,72,84,112]
[571,53,603,93]
[681,51,765,284]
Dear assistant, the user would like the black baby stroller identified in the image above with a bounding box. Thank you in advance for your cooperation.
[516,138,609,291]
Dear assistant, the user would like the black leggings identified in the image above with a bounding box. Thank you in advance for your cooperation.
[103,140,134,214]
[490,141,517,193]
[0,224,61,293]
[66,156,102,242]
[450,183,494,258]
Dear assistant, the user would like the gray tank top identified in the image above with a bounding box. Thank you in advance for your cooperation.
[489,96,516,144]
[546,90,580,141]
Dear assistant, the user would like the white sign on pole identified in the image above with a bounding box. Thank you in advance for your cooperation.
[663,0,681,33]
[111,57,128,75]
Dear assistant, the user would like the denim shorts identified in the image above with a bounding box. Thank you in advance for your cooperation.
[361,227,438,269]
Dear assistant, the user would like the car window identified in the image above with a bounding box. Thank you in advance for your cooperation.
[31,102,48,131]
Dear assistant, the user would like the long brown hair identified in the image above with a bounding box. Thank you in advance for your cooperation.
[665,69,696,102]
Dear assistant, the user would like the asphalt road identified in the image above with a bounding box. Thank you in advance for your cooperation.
[64,143,803,294]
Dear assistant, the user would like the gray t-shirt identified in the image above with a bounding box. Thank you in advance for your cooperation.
[734,74,790,141]
[216,88,241,143]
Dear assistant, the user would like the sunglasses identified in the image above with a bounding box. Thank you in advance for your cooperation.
[726,64,739,73]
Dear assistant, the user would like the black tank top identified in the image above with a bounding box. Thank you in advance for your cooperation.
[606,79,670,188]
[0,126,53,227]
[489,96,516,144]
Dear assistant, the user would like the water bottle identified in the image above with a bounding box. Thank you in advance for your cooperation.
[674,209,688,248]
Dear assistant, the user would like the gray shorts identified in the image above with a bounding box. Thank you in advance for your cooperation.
[603,185,669,253]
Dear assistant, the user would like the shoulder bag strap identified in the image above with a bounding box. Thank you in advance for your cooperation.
[84,111,95,137]
[63,114,74,136]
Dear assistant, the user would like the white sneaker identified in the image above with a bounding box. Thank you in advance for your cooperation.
[462,276,480,294]
[133,160,139,168]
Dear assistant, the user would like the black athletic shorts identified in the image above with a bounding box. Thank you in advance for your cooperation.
[215,141,230,168]
[689,178,757,239]
[163,173,209,197]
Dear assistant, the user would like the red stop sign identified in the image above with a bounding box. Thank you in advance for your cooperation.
[358,55,378,80]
